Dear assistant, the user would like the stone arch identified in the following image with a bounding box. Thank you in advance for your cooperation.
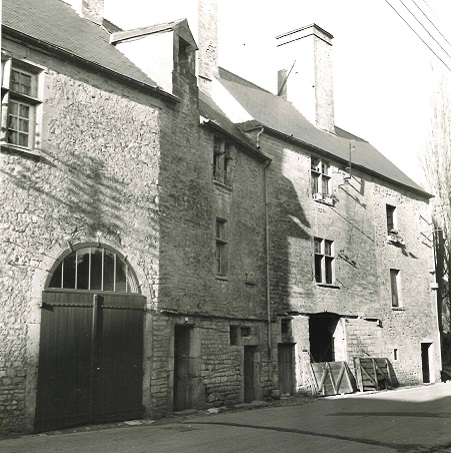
[25,239,151,432]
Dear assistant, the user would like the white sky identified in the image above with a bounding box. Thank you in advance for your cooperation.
[104,0,451,188]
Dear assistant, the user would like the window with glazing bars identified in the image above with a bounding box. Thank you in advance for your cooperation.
[1,57,42,149]
[314,237,334,284]
[311,158,331,196]
[48,246,139,293]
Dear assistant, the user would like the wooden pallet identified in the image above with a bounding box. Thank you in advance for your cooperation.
[353,357,399,392]
[310,361,358,396]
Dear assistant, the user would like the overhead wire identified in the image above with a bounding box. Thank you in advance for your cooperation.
[411,0,451,49]
[398,0,451,59]
[384,0,451,73]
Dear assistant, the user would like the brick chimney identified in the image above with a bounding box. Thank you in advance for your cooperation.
[197,0,219,94]
[64,0,104,25]
[276,24,335,133]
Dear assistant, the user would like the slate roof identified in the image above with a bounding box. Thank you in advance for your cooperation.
[216,67,430,197]
[198,90,269,162]
[2,0,160,90]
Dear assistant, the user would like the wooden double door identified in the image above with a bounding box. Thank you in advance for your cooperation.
[35,291,145,432]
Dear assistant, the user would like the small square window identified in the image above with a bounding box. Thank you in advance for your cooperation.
[281,319,291,336]
[241,326,251,337]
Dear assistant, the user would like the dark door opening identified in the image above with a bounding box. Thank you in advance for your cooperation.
[174,325,192,411]
[278,344,294,396]
[421,342,431,383]
[309,313,340,363]
[244,346,255,403]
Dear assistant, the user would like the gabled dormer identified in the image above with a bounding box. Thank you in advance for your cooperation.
[110,19,198,95]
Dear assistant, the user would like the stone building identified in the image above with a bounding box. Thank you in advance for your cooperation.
[0,0,441,436]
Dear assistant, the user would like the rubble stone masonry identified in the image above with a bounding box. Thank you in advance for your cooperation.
[1,39,162,434]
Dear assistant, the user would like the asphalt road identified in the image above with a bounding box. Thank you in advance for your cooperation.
[2,383,451,453]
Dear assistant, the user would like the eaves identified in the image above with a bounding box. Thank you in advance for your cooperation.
[246,124,432,199]
[201,118,271,164]
[2,25,179,108]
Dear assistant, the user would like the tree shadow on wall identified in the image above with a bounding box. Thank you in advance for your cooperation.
[2,145,158,258]
[267,149,311,314]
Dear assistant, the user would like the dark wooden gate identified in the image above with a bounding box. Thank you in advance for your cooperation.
[36,291,145,432]
[278,344,294,396]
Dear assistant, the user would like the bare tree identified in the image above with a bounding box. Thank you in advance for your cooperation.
[421,76,451,365]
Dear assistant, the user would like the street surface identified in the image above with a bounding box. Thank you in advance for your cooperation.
[2,383,451,453]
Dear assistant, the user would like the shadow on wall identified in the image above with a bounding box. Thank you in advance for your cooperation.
[267,146,311,313]
[2,144,158,256]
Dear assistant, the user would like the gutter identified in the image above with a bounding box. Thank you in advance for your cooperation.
[200,118,271,163]
[2,26,179,107]
[245,124,433,199]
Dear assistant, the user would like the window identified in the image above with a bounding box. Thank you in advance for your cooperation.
[47,246,140,293]
[314,237,335,284]
[229,325,239,345]
[1,56,42,150]
[393,348,398,361]
[311,158,331,197]
[215,218,228,276]
[281,319,291,336]
[177,37,194,77]
[390,269,401,308]
[386,204,397,233]
[240,326,251,337]
[213,137,232,186]
[386,204,405,246]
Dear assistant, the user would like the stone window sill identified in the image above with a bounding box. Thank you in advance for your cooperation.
[216,275,229,282]
[391,307,405,311]
[213,179,233,192]
[315,283,340,289]
[1,142,41,161]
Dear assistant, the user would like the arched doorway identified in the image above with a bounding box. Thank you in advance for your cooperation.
[35,244,145,432]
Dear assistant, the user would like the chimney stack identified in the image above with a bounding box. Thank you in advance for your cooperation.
[276,24,335,133]
[64,0,104,25]
[197,0,219,94]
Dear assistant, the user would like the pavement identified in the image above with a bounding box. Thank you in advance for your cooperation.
[2,383,451,452]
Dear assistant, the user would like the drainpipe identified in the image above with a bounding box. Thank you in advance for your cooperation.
[264,160,272,360]
[256,126,272,360]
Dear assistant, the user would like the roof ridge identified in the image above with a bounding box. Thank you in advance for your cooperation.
[218,67,272,94]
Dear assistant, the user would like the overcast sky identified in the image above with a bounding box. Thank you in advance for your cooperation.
[104,0,451,188]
